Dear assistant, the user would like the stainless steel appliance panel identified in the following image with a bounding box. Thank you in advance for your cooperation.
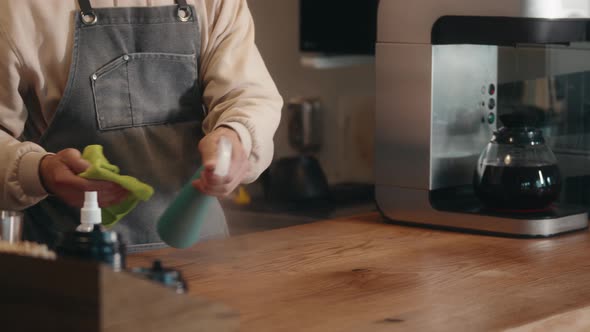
[376,185,588,236]
[376,43,432,189]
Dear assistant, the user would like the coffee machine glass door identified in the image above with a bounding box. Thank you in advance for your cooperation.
[497,43,590,207]
[430,40,590,211]
[431,45,498,190]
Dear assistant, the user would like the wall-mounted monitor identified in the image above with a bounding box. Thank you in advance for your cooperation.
[299,0,379,56]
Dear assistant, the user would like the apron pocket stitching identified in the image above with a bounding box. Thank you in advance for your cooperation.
[91,52,200,131]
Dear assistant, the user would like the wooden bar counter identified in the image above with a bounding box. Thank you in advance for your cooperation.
[127,213,590,331]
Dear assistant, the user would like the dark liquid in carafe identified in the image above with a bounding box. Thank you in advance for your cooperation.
[473,164,561,210]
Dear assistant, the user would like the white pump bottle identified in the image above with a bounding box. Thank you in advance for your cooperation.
[76,191,102,232]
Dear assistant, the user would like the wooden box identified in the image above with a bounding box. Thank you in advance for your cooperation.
[0,254,238,332]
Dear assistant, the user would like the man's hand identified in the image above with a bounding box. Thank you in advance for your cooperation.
[39,148,129,208]
[192,127,249,196]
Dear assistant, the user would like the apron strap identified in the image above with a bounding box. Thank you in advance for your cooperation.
[77,0,97,25]
[78,0,93,13]
[76,0,192,24]
[77,0,189,11]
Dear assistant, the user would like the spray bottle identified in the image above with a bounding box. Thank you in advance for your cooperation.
[76,191,102,232]
[157,136,232,249]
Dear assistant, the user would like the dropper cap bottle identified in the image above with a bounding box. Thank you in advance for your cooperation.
[157,136,232,249]
[76,191,102,232]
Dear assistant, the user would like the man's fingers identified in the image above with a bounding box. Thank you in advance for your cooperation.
[194,127,250,197]
[201,154,249,186]
[98,188,130,207]
[54,171,120,192]
[89,180,124,191]
[191,179,205,193]
[192,174,242,197]
[201,178,241,196]
[199,139,219,168]
[53,171,93,192]
[40,148,132,209]
[201,169,233,186]
[57,148,82,159]
[58,148,90,174]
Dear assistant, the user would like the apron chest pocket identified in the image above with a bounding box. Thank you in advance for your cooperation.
[91,52,200,130]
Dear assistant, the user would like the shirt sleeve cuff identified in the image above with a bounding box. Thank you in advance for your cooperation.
[18,151,51,197]
[215,121,253,157]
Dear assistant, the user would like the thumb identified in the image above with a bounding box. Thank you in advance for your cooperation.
[199,139,218,172]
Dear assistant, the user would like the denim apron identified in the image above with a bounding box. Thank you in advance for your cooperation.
[23,0,228,251]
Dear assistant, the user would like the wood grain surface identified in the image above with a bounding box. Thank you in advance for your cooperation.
[102,264,239,332]
[127,213,590,331]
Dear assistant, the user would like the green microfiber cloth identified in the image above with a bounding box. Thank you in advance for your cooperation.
[78,145,154,227]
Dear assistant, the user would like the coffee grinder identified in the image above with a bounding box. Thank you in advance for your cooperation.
[265,97,330,201]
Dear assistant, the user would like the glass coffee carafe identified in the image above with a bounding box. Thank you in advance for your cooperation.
[473,112,562,211]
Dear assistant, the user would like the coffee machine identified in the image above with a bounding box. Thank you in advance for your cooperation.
[376,0,590,237]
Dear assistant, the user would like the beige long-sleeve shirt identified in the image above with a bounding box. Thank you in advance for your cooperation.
[0,0,282,210]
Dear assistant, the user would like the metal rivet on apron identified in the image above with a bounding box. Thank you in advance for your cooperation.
[91,74,98,80]
[177,7,192,22]
[81,11,98,25]
[123,54,130,61]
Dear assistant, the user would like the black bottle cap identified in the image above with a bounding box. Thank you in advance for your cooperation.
[56,225,126,271]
